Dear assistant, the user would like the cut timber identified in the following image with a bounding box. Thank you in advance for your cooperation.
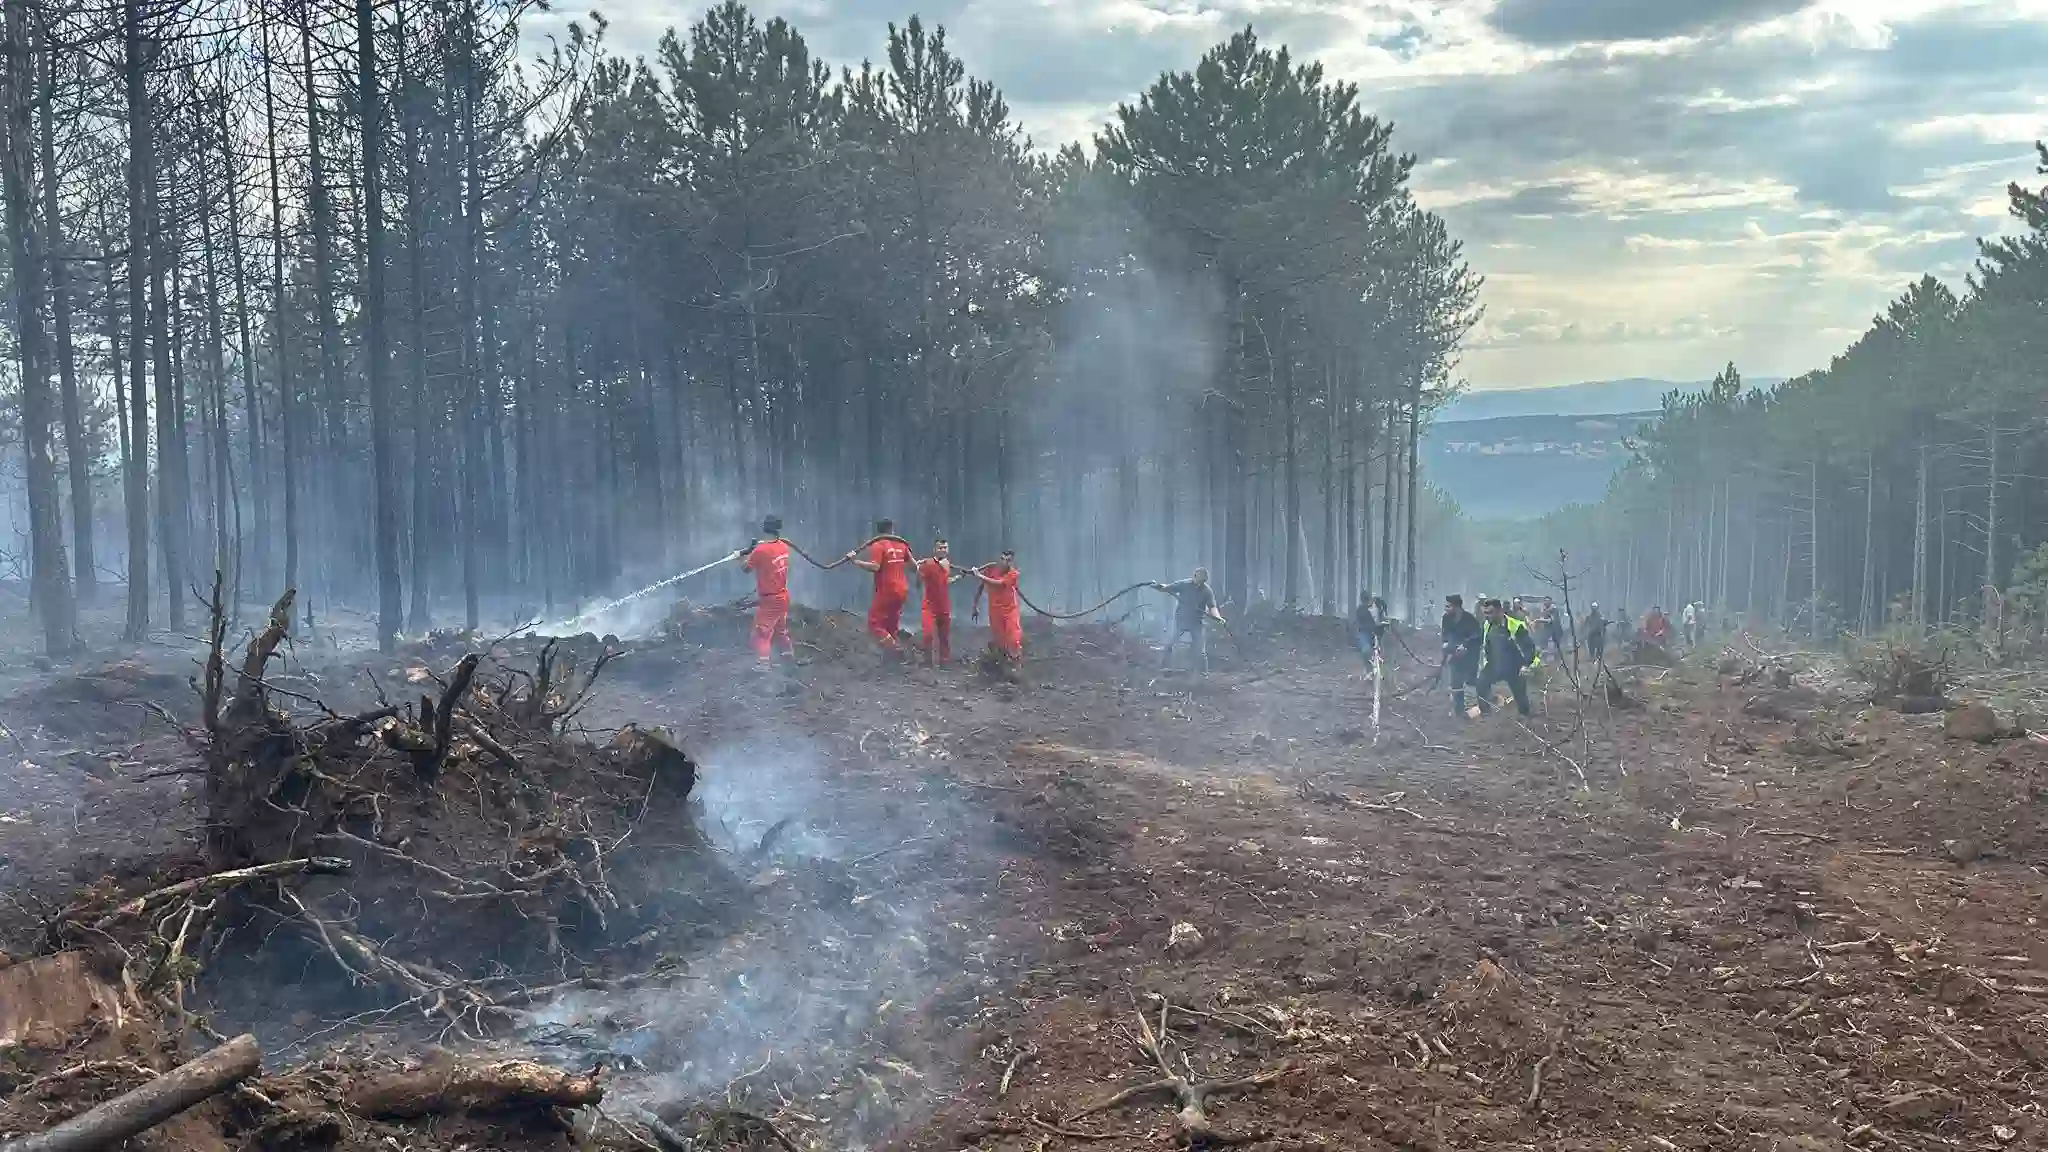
[0,1034,259,1152]
[0,953,131,1053]
[345,1056,603,1119]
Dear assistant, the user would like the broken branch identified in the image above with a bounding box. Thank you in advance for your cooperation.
[87,858,351,932]
[0,1034,260,1152]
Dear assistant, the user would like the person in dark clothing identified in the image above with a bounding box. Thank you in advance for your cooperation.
[1537,596,1567,658]
[1475,597,1539,716]
[1353,592,1388,670]
[1583,602,1608,664]
[1155,567,1221,674]
[1440,594,1483,717]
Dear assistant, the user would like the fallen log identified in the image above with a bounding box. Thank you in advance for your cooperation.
[346,1057,603,1119]
[0,1033,260,1152]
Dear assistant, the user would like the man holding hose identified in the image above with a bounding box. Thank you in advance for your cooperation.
[847,518,913,653]
[739,515,795,664]
[1154,568,1221,675]
[970,549,1025,663]
[915,535,963,665]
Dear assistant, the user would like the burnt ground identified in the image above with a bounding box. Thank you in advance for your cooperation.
[2,602,2046,1152]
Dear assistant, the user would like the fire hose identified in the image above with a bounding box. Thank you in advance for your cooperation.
[784,534,915,571]
[792,535,1161,621]
[1009,581,1157,621]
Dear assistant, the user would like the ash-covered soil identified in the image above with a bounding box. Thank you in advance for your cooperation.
[2,601,2045,1151]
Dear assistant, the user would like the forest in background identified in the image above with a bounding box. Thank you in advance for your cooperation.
[0,0,1479,656]
[1467,149,2048,639]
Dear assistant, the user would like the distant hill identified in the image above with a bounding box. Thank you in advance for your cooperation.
[1439,376,1780,423]
[1423,412,1654,519]
[1424,376,1782,520]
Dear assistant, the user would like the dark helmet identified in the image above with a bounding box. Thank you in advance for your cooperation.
[762,515,783,534]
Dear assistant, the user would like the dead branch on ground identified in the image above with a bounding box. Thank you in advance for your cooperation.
[0,1034,260,1152]
[1067,997,1288,1146]
[345,1056,603,1119]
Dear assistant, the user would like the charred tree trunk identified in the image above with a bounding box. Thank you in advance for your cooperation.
[300,0,345,582]
[262,19,299,595]
[398,0,432,631]
[1404,377,1421,622]
[197,104,234,586]
[1320,362,1336,617]
[103,231,131,567]
[1378,401,1395,598]
[458,0,483,630]
[1983,422,1999,617]
[156,218,188,628]
[1275,309,1299,609]
[359,0,402,651]
[1912,441,1929,630]
[122,0,154,640]
[222,96,265,599]
[40,39,93,605]
[5,0,76,654]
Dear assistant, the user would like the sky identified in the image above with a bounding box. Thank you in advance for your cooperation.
[539,0,2048,390]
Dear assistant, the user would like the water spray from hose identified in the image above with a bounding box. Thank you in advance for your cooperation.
[535,551,742,635]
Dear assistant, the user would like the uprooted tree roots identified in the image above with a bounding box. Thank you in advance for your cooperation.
[51,586,740,1038]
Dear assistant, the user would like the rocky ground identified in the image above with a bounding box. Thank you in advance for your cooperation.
[0,594,2044,1151]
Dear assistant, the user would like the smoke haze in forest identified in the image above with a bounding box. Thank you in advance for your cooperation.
[4,0,2047,654]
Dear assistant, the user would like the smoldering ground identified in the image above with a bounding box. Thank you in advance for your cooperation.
[514,712,1008,1148]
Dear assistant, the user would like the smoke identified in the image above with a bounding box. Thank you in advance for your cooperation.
[691,734,845,860]
[1024,192,1227,615]
[526,722,977,1147]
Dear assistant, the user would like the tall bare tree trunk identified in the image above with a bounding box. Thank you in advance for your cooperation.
[262,19,298,595]
[220,96,264,599]
[359,0,402,650]
[1859,451,1875,633]
[1807,457,1820,639]
[151,179,185,631]
[1378,402,1395,597]
[1320,362,1336,616]
[196,99,233,585]
[300,0,344,591]
[102,224,129,510]
[1404,379,1421,622]
[397,0,432,630]
[1912,441,1929,630]
[40,38,93,603]
[1273,310,1298,608]
[1983,422,1998,621]
[122,0,154,639]
[5,0,76,654]
[458,0,483,629]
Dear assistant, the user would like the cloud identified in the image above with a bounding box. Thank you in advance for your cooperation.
[1901,111,2048,144]
[1486,0,1816,45]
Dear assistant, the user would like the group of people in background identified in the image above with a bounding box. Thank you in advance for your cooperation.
[1429,594,1716,718]
[738,514,1719,713]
